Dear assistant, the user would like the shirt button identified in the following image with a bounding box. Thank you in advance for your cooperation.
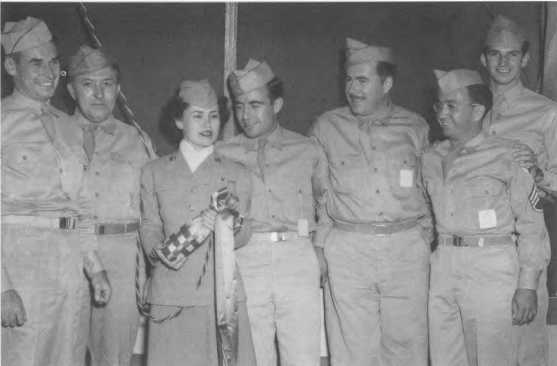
[376,189,380,194]
[93,215,98,219]
[449,213,453,216]
[59,169,63,173]
[268,189,272,193]
[95,192,99,197]
[372,146,376,150]
[453,170,457,174]
[191,187,197,193]
[22,155,27,160]
[95,171,100,176]
[189,205,195,211]
[374,167,378,172]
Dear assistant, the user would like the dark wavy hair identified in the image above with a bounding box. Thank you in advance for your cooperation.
[158,88,229,145]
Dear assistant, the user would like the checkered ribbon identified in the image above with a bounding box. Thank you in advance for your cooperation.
[136,188,244,323]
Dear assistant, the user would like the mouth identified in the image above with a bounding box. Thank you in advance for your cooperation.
[37,81,55,88]
[199,131,213,137]
[496,67,511,74]
[349,95,364,103]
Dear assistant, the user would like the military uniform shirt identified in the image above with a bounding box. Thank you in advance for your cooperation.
[484,82,557,195]
[309,103,432,231]
[216,126,331,247]
[421,132,550,289]
[73,112,152,222]
[1,90,99,290]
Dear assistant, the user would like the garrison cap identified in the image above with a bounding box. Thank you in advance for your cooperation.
[229,59,275,96]
[69,46,115,78]
[434,69,484,94]
[178,79,218,109]
[1,17,52,55]
[345,38,395,68]
[486,15,527,46]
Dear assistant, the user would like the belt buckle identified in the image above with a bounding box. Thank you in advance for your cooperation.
[59,217,76,230]
[453,236,464,247]
[95,224,105,235]
[375,224,388,237]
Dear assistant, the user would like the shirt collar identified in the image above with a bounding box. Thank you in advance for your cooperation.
[494,81,524,109]
[462,131,488,153]
[240,124,285,152]
[74,110,116,135]
[11,89,59,117]
[356,98,394,126]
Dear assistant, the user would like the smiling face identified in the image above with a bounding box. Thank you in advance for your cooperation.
[481,31,529,91]
[68,66,120,123]
[175,104,220,148]
[436,87,484,141]
[5,41,60,102]
[345,62,391,116]
[233,85,282,139]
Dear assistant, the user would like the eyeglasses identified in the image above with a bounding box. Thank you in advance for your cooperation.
[433,101,479,113]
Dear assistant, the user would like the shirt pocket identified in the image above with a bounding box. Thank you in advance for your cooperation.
[464,177,505,227]
[328,154,367,195]
[388,147,419,192]
[108,152,145,212]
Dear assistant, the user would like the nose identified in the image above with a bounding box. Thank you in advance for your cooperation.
[497,54,509,68]
[347,80,358,95]
[436,103,448,120]
[40,63,55,80]
[93,83,104,99]
[240,107,250,122]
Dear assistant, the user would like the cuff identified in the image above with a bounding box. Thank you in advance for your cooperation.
[518,266,542,290]
[83,250,105,279]
[537,169,556,193]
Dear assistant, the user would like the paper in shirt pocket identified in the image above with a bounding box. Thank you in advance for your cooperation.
[399,169,414,187]
[478,209,497,229]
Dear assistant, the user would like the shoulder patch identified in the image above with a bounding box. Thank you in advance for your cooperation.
[528,185,544,213]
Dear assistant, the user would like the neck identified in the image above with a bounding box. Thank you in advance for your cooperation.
[489,78,520,95]
[449,126,482,151]
[255,121,278,141]
[182,138,212,152]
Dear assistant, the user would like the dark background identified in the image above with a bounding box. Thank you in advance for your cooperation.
[1,2,543,155]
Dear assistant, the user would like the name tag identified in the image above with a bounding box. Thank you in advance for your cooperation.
[400,170,414,187]
[298,219,309,237]
[478,209,497,229]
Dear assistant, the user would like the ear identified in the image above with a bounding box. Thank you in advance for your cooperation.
[272,96,283,114]
[472,104,486,122]
[67,82,76,100]
[4,57,16,77]
[116,84,121,95]
[521,52,529,68]
[382,76,393,94]
[175,120,184,130]
[480,53,487,68]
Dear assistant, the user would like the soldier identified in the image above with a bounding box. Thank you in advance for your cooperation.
[481,15,556,365]
[1,17,111,366]
[309,38,432,366]
[65,46,155,366]
[217,59,330,366]
[424,68,550,366]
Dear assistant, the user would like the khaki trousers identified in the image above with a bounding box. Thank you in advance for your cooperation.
[324,226,429,366]
[429,244,548,366]
[1,224,90,366]
[89,233,144,366]
[236,236,321,366]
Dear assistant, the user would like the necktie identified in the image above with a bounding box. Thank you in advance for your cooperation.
[83,125,96,163]
[490,93,505,124]
[257,138,268,183]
